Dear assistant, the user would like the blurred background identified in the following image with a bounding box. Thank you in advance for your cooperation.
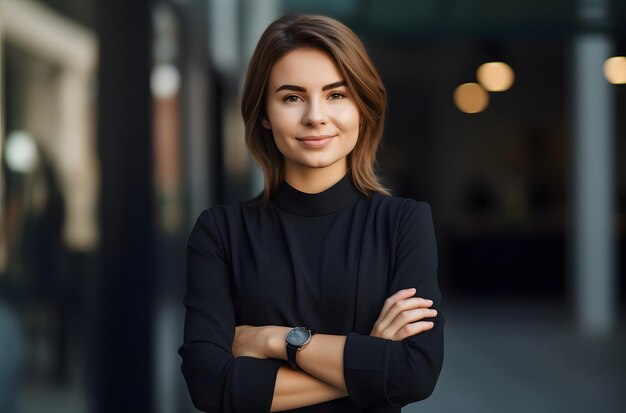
[0,0,625,412]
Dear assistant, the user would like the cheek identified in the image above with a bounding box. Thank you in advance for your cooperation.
[265,108,294,152]
[344,107,361,151]
[267,105,300,134]
[335,104,360,131]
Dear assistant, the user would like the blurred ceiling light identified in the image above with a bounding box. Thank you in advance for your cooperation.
[5,130,39,173]
[150,63,180,98]
[476,62,515,92]
[454,83,489,114]
[604,56,626,84]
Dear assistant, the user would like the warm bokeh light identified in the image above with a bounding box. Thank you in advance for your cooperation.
[454,82,489,113]
[603,56,626,84]
[476,62,515,92]
[4,130,39,173]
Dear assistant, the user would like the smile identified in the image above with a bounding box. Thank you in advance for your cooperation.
[296,135,335,148]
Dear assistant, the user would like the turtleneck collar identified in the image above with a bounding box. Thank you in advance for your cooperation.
[272,171,364,216]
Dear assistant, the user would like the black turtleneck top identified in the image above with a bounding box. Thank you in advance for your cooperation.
[178,172,444,412]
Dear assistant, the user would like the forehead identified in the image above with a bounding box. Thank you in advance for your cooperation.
[268,48,343,88]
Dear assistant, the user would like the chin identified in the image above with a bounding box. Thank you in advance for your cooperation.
[299,156,343,169]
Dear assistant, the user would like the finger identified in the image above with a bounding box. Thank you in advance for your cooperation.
[376,296,434,333]
[378,288,417,321]
[386,307,437,336]
[392,321,435,341]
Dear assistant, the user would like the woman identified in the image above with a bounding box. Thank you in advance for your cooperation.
[179,14,444,412]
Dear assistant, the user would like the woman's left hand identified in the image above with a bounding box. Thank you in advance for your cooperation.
[232,325,271,359]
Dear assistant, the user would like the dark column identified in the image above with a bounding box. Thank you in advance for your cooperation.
[93,0,154,411]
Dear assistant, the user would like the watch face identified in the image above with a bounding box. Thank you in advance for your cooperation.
[286,327,310,347]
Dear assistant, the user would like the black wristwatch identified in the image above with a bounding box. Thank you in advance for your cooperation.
[285,326,312,371]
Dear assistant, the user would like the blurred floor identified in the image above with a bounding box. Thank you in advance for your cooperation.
[18,381,87,413]
[15,297,626,413]
[409,297,626,413]
[17,341,87,413]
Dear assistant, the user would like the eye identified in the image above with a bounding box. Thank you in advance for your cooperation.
[328,91,347,100]
[283,95,302,103]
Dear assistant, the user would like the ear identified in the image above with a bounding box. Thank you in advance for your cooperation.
[261,116,272,130]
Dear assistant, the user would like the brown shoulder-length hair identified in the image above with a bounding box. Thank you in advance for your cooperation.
[241,14,391,206]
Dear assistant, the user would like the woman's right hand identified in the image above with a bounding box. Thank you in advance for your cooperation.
[369,288,437,341]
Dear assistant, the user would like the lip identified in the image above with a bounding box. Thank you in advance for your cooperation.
[296,135,335,148]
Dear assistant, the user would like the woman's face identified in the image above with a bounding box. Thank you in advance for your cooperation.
[263,48,360,177]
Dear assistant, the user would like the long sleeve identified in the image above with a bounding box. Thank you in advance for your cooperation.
[178,209,283,412]
[343,200,445,408]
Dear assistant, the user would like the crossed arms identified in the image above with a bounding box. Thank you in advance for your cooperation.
[232,289,438,411]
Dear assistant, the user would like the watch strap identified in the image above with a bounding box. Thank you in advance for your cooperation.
[286,343,300,370]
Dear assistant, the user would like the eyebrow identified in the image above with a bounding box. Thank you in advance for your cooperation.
[274,80,347,93]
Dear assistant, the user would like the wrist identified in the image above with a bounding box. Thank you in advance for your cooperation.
[267,326,291,360]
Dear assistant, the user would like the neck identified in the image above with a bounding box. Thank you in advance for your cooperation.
[283,159,348,194]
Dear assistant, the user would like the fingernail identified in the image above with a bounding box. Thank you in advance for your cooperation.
[407,288,416,293]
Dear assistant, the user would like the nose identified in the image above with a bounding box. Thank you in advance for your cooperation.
[302,100,327,127]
